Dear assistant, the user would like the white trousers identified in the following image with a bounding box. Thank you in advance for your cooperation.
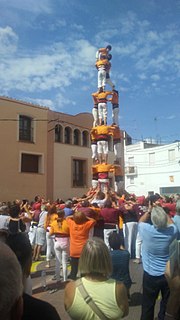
[114,180,123,193]
[92,107,98,127]
[97,140,108,154]
[91,143,97,160]
[98,102,107,122]
[28,226,37,246]
[104,228,117,249]
[98,179,109,192]
[123,222,138,257]
[114,142,121,159]
[54,238,69,282]
[135,230,142,259]
[98,68,106,88]
[112,107,119,125]
[46,232,55,261]
[92,179,98,188]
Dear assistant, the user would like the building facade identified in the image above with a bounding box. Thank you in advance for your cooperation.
[124,140,180,196]
[0,96,93,202]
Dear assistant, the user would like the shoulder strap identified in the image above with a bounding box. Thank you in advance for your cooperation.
[76,278,108,320]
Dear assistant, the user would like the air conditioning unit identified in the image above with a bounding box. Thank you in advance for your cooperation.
[125,166,137,175]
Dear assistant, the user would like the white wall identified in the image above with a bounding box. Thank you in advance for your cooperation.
[124,141,180,196]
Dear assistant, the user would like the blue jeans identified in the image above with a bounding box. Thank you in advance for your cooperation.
[141,271,170,320]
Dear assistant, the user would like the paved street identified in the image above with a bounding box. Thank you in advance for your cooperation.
[31,259,160,320]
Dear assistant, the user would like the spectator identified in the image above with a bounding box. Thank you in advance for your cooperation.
[164,260,180,320]
[32,203,48,261]
[173,199,180,239]
[66,211,96,280]
[109,231,132,299]
[100,198,120,248]
[6,232,61,320]
[119,198,138,258]
[133,196,148,264]
[64,200,74,217]
[50,209,70,282]
[0,241,23,320]
[64,237,128,319]
[0,204,9,232]
[8,204,26,234]
[139,205,178,320]
[28,195,41,247]
[44,204,58,268]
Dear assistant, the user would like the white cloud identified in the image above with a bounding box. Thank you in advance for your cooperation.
[114,43,137,56]
[0,39,97,96]
[0,26,18,54]
[26,97,53,108]
[151,74,160,81]
[166,115,176,120]
[0,0,53,14]
[138,73,147,80]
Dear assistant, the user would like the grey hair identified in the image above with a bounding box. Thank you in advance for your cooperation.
[176,200,180,215]
[0,242,23,318]
[151,206,168,229]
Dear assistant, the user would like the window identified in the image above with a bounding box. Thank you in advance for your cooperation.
[72,159,87,187]
[55,124,62,142]
[149,152,155,165]
[64,127,71,144]
[160,186,180,195]
[19,115,33,142]
[169,176,174,182]
[168,149,175,162]
[82,131,89,147]
[74,129,80,145]
[21,153,42,173]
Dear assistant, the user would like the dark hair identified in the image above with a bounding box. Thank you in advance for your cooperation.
[34,195,40,202]
[106,45,112,51]
[104,199,112,208]
[6,233,32,275]
[107,53,112,60]
[148,194,160,205]
[81,200,90,207]
[9,204,20,218]
[109,232,124,250]
[96,191,105,200]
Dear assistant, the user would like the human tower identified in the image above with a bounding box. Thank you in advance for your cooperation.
[90,45,124,193]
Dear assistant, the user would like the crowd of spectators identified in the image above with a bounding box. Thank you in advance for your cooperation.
[0,188,180,319]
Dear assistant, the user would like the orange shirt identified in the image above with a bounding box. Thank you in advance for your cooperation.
[112,126,121,139]
[91,124,114,136]
[90,130,97,141]
[92,163,114,173]
[67,218,96,257]
[92,91,112,104]
[49,219,69,236]
[44,213,58,230]
[95,59,110,70]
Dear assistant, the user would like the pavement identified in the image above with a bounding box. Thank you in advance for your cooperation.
[31,258,160,320]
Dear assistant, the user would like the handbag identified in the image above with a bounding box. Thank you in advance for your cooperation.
[76,278,108,320]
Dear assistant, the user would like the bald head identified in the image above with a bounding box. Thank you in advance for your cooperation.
[0,242,23,319]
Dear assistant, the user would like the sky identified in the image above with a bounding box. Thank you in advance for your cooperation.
[0,0,180,143]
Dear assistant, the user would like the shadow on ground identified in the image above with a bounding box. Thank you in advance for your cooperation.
[129,292,142,307]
